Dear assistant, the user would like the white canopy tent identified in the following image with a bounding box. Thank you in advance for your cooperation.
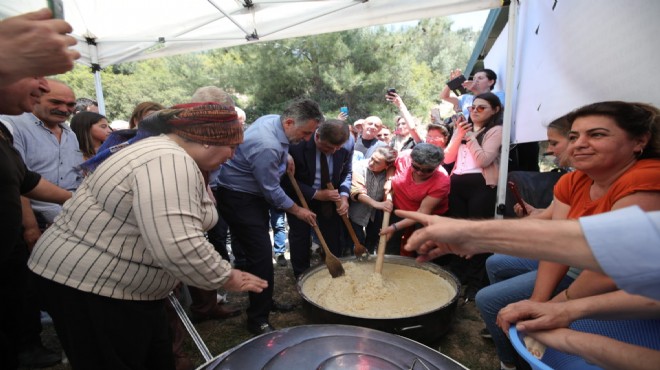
[2,1,500,67]
[1,0,501,113]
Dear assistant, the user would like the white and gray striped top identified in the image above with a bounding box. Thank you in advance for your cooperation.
[28,135,232,301]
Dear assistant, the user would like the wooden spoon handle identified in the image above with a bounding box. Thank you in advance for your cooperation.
[374,193,392,274]
[287,173,344,277]
[325,183,365,252]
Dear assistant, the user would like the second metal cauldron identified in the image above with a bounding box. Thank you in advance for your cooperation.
[296,255,461,344]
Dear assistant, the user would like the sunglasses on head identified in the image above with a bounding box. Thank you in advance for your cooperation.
[468,105,488,113]
[411,163,436,174]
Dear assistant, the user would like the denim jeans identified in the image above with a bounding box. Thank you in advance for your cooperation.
[475,254,574,365]
[270,207,287,256]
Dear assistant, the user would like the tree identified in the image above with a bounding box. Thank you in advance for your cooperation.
[58,16,479,126]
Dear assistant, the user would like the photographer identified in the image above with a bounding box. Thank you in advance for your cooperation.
[385,90,422,151]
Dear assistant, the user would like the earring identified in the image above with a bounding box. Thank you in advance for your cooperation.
[203,144,210,149]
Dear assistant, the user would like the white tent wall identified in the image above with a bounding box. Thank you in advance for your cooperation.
[486,0,660,217]
[486,0,660,144]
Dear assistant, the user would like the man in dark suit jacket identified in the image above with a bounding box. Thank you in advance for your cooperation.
[283,119,354,278]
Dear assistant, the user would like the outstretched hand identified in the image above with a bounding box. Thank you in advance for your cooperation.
[496,299,574,334]
[395,210,479,263]
[223,269,268,293]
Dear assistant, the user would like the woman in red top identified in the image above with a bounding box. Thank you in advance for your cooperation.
[381,143,450,255]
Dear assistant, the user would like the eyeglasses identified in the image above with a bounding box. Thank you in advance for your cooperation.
[468,105,488,113]
[426,135,445,142]
[411,163,436,174]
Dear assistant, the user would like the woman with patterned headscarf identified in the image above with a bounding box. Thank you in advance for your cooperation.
[27,102,268,370]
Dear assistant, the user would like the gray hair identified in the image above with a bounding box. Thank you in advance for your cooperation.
[191,86,234,105]
[373,146,398,166]
[282,99,324,127]
[411,143,444,167]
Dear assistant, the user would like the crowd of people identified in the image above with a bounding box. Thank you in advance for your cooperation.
[1,7,659,370]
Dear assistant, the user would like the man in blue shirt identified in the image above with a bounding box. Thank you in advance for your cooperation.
[215,99,322,335]
[2,79,82,229]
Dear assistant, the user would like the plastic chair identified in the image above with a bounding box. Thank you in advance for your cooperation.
[509,319,660,370]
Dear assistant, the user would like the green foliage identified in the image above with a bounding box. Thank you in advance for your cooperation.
[57,17,479,125]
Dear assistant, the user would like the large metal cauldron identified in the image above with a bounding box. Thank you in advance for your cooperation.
[296,255,461,344]
[197,325,468,370]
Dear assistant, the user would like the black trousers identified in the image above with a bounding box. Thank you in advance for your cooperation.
[33,273,174,370]
[447,173,496,289]
[287,199,344,278]
[216,187,273,325]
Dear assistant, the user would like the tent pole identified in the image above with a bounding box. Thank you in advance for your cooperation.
[86,37,107,116]
[494,0,520,219]
[93,66,106,116]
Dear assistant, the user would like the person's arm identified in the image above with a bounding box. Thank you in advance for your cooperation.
[439,69,462,111]
[0,9,79,86]
[552,271,618,303]
[384,195,442,236]
[20,196,41,252]
[23,177,72,205]
[395,210,599,268]
[387,93,422,144]
[528,197,572,301]
[464,125,502,168]
[519,201,553,219]
[527,329,660,370]
[443,115,469,164]
[497,290,660,333]
[132,154,235,290]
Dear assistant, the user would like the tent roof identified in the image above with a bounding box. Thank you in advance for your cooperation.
[3,0,500,69]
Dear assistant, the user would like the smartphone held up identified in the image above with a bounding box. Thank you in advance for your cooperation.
[48,0,65,19]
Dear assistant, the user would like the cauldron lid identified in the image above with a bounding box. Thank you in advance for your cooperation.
[197,324,467,370]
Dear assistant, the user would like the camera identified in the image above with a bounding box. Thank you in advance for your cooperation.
[447,75,467,96]
[387,88,397,96]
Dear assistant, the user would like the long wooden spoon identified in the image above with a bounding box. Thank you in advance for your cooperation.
[374,193,392,274]
[287,172,345,278]
[325,182,368,258]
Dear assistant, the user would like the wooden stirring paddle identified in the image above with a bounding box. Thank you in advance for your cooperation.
[287,172,345,278]
[325,182,368,258]
[374,193,392,274]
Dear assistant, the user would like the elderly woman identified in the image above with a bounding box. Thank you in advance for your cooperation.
[27,103,268,370]
[349,146,398,254]
[475,101,660,370]
[381,143,450,255]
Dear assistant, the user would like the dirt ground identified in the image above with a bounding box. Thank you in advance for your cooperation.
[41,255,498,370]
